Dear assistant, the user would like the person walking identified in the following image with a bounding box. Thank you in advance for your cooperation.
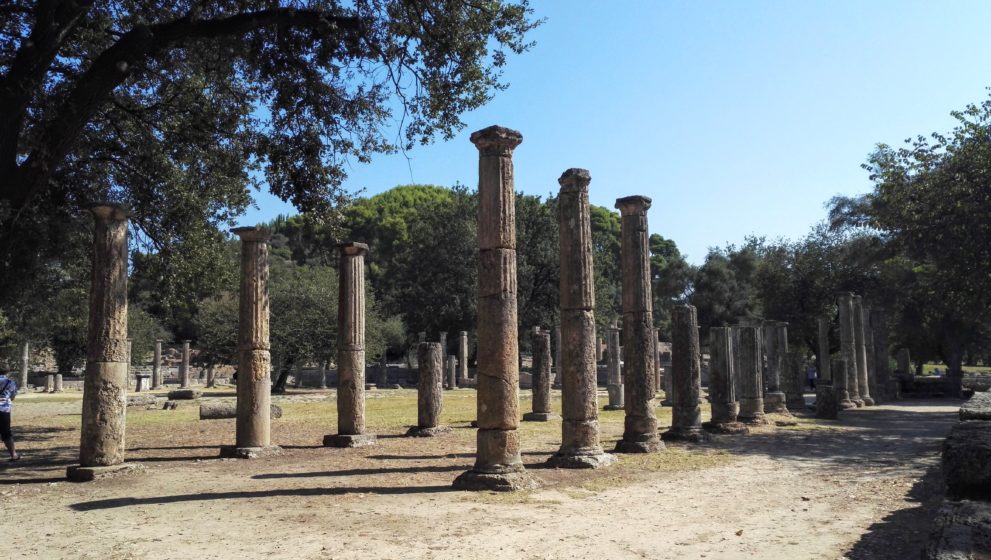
[0,370,21,461]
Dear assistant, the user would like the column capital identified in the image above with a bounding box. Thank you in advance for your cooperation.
[558,168,591,192]
[231,226,272,242]
[338,241,369,257]
[86,202,130,221]
[614,195,652,215]
[470,125,522,156]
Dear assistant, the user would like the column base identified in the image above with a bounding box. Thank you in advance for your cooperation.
[404,425,453,437]
[764,392,789,413]
[218,445,282,459]
[522,412,559,422]
[603,404,624,411]
[452,469,539,492]
[606,384,624,409]
[851,397,865,407]
[661,426,710,443]
[546,450,617,469]
[66,463,140,483]
[323,434,378,448]
[614,436,664,453]
[702,421,750,435]
[861,397,875,406]
[839,399,858,410]
[738,412,770,425]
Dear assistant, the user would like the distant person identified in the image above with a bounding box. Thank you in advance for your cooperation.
[0,370,21,461]
[807,364,818,390]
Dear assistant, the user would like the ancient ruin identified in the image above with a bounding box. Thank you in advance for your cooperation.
[407,342,452,437]
[662,304,705,442]
[705,326,747,434]
[523,329,556,421]
[736,324,768,425]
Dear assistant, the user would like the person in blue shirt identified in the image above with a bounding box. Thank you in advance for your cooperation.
[0,371,21,461]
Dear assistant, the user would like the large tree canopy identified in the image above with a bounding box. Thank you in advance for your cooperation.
[0,0,539,313]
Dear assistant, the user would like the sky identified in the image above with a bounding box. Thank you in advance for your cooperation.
[238,0,991,264]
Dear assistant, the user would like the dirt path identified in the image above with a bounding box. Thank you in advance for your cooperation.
[0,394,957,560]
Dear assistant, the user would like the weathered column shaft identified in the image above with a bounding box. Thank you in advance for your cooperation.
[817,317,832,384]
[447,355,457,389]
[606,326,623,409]
[663,305,703,441]
[652,328,661,397]
[548,168,613,469]
[416,343,444,429]
[615,195,660,453]
[708,327,739,424]
[864,305,879,404]
[458,331,469,383]
[852,295,873,405]
[152,340,162,389]
[897,348,911,374]
[179,340,191,388]
[77,204,130,470]
[233,227,273,451]
[525,330,552,418]
[337,243,368,436]
[553,325,563,387]
[837,292,862,406]
[18,341,28,389]
[454,125,533,490]
[735,325,767,423]
[763,321,788,413]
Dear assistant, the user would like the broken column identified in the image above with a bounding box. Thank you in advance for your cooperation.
[852,295,874,406]
[837,292,863,407]
[816,358,843,419]
[45,373,54,392]
[179,340,191,388]
[407,343,451,436]
[552,325,563,389]
[614,195,661,453]
[453,125,536,491]
[784,351,806,411]
[605,325,623,410]
[662,304,704,442]
[653,327,661,397]
[18,342,28,390]
[547,168,615,469]
[220,226,280,459]
[735,324,768,424]
[447,355,457,390]
[205,365,216,388]
[54,370,63,392]
[763,321,788,413]
[67,204,133,482]
[524,329,556,421]
[704,326,747,434]
[325,242,376,448]
[152,340,162,389]
[458,331,469,385]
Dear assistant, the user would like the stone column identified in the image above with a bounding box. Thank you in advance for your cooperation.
[871,309,895,401]
[206,365,216,388]
[817,317,832,384]
[547,168,614,469]
[54,371,63,392]
[126,338,133,389]
[785,351,806,411]
[596,337,603,363]
[661,346,674,406]
[897,348,911,374]
[440,331,448,357]
[735,325,768,424]
[837,292,863,407]
[179,340,191,388]
[446,356,457,389]
[376,356,388,388]
[864,305,880,404]
[407,343,451,436]
[453,125,535,491]
[662,304,704,442]
[763,321,788,413]
[552,326,563,388]
[152,340,162,389]
[45,373,54,393]
[18,342,28,389]
[220,226,279,459]
[614,196,661,453]
[815,358,843,420]
[705,326,747,434]
[852,295,874,405]
[524,329,556,421]
[325,242,376,448]
[605,326,623,410]
[652,328,661,397]
[68,204,133,482]
[458,331,469,385]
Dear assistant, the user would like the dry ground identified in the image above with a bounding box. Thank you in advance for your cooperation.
[0,388,958,560]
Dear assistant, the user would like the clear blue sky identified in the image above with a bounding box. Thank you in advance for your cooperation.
[240,0,991,264]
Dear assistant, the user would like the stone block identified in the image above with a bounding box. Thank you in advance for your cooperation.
[960,391,991,421]
[167,389,202,400]
[922,499,991,560]
[943,420,991,500]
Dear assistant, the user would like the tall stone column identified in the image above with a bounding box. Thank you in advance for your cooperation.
[547,168,614,469]
[152,340,162,389]
[126,338,133,389]
[614,196,661,453]
[837,292,863,407]
[817,317,832,384]
[735,325,768,424]
[206,365,216,388]
[605,326,623,410]
[54,371,63,392]
[705,326,747,434]
[852,295,874,406]
[18,342,28,389]
[324,242,376,447]
[440,331,448,356]
[458,331,469,385]
[179,340,191,388]
[763,321,788,413]
[453,125,535,491]
[220,227,280,459]
[552,325,563,388]
[662,304,704,442]
[524,330,556,421]
[596,337,603,362]
[447,356,457,389]
[652,328,661,397]
[407,343,452,436]
[864,305,880,404]
[67,204,133,482]
[871,309,895,401]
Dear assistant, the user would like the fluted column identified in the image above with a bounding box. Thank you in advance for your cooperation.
[705,326,747,434]
[652,328,661,397]
[547,168,614,469]
[662,305,704,442]
[453,125,535,491]
[614,196,661,453]
[605,325,623,409]
[853,296,874,405]
[220,226,279,459]
[325,242,376,448]
[735,324,768,424]
[18,342,28,389]
[458,331,469,384]
[179,340,191,388]
[763,321,788,413]
[837,293,863,406]
[152,340,162,389]
[68,204,133,482]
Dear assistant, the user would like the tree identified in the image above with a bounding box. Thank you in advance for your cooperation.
[0,1,540,326]
[649,233,692,339]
